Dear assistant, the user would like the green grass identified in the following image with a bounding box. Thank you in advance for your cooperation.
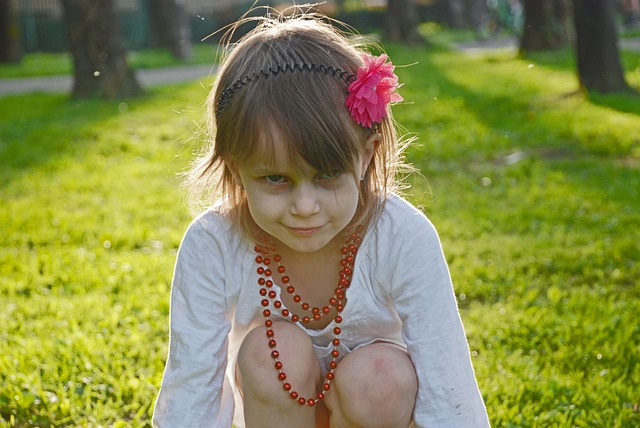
[0,43,217,79]
[1,38,639,426]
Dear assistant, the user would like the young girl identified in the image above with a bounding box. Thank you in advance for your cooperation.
[153,9,490,428]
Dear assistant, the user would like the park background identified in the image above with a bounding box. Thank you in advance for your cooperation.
[1,0,639,426]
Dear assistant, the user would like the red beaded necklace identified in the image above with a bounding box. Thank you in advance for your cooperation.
[254,227,362,407]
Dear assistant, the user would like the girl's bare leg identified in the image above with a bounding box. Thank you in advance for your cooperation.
[237,321,321,428]
[324,343,418,428]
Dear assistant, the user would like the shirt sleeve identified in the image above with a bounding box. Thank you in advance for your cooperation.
[385,202,491,427]
[153,216,235,427]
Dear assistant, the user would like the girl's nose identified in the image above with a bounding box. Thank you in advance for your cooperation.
[290,183,320,217]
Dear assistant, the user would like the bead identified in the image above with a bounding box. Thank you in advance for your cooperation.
[255,229,361,404]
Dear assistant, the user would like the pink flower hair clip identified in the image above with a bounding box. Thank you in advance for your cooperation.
[345,53,404,128]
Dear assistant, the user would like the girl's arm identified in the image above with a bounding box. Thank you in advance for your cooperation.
[153,218,234,427]
[388,207,490,427]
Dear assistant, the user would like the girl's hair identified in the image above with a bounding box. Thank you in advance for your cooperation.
[187,6,409,237]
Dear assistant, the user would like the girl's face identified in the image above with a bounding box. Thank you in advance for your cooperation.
[236,135,377,255]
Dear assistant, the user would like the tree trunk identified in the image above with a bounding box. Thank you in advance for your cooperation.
[61,0,142,99]
[444,0,468,28]
[572,0,633,94]
[385,0,424,45]
[466,0,490,33]
[0,0,22,63]
[520,0,572,53]
[146,0,191,60]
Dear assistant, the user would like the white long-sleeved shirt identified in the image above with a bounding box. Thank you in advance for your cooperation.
[153,195,490,427]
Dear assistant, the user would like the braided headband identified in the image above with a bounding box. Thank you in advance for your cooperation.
[215,53,403,128]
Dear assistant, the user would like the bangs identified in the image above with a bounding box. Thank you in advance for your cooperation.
[236,70,367,176]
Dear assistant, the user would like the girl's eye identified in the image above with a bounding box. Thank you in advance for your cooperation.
[319,170,342,180]
[264,175,287,184]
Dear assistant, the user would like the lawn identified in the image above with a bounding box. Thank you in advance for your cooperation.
[0,43,217,79]
[1,37,639,426]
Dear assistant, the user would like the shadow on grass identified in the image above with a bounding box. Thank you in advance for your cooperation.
[588,90,640,116]
[0,93,126,188]
[387,40,640,233]
[523,48,640,116]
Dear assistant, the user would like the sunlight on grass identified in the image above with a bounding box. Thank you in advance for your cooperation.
[1,39,639,426]
[0,43,217,79]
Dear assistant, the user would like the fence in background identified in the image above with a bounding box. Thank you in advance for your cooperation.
[11,0,387,53]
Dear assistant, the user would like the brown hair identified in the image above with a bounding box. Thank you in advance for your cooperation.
[187,7,409,237]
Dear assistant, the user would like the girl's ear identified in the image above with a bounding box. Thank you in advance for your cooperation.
[360,132,381,176]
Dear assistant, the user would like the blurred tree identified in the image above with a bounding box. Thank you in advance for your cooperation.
[520,0,572,53]
[146,0,191,60]
[572,0,634,94]
[442,0,489,32]
[385,0,424,44]
[0,0,22,63]
[445,0,467,28]
[61,0,142,99]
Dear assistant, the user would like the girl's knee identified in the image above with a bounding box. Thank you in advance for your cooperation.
[327,343,417,427]
[237,321,320,401]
